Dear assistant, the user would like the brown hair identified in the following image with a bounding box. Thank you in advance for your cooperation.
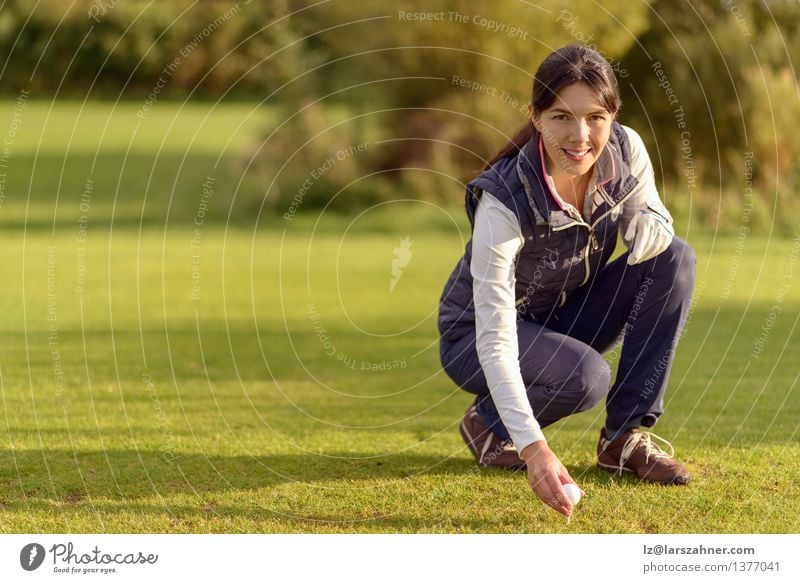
[475,44,622,175]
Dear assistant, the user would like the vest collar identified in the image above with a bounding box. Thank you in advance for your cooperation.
[537,133,616,210]
[517,130,619,227]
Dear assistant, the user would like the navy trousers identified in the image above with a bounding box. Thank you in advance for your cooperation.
[439,237,697,441]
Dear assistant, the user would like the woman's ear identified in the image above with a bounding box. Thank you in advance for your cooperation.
[527,103,542,132]
[531,112,541,132]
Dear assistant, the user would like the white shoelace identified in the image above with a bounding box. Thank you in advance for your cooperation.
[615,431,675,476]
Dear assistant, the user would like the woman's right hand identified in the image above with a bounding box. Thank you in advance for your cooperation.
[520,440,584,517]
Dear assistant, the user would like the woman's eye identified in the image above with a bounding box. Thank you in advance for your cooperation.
[554,114,568,120]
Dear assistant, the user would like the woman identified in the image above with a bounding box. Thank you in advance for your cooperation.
[437,45,696,518]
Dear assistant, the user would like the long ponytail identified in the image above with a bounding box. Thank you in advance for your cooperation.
[469,122,534,181]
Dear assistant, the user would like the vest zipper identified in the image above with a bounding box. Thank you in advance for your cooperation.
[578,186,639,285]
[550,185,639,287]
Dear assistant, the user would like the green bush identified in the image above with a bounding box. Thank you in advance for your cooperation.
[619,0,800,235]
[0,0,318,99]
[238,0,647,215]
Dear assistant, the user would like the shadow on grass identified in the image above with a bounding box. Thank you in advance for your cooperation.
[0,448,628,532]
[0,448,615,501]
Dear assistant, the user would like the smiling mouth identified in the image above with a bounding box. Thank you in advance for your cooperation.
[562,147,592,161]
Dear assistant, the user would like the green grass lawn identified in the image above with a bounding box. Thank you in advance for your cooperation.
[0,222,798,533]
[0,101,798,533]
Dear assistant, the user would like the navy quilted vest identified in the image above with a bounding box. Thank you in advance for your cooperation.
[437,121,639,342]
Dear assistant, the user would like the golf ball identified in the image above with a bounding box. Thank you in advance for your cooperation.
[563,483,582,506]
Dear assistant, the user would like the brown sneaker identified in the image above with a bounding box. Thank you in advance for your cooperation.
[597,428,690,485]
[459,400,526,470]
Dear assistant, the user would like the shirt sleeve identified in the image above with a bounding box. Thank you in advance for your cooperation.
[620,125,674,250]
[470,190,546,455]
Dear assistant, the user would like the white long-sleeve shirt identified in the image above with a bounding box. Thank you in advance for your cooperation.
[470,125,673,456]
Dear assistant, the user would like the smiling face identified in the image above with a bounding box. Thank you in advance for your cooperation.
[529,82,615,182]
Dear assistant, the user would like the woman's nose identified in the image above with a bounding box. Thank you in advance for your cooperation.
[568,120,591,144]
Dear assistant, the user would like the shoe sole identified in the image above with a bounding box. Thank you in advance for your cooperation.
[597,462,690,485]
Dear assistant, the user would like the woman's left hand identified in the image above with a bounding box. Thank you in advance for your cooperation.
[625,209,674,265]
